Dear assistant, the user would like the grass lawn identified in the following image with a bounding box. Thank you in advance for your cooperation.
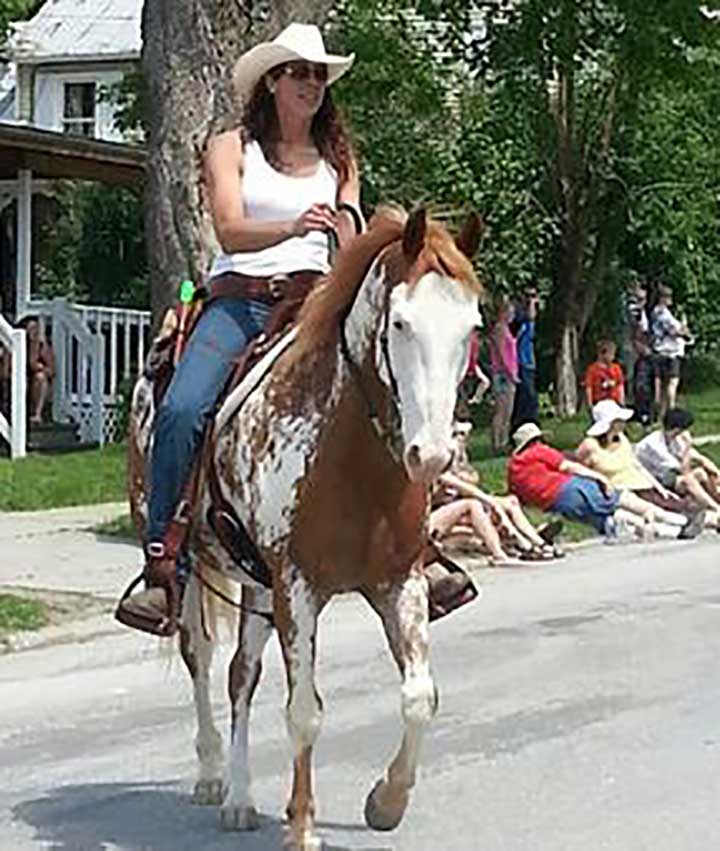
[466,386,720,543]
[2,388,720,542]
[0,443,127,511]
[0,593,49,636]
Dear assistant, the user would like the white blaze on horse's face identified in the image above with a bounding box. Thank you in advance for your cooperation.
[380,271,482,483]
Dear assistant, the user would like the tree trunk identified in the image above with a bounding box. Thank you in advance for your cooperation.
[141,0,337,325]
[555,319,580,416]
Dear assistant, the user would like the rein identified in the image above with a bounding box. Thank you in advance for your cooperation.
[191,565,274,624]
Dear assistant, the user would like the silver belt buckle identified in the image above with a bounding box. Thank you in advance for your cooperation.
[268,275,290,300]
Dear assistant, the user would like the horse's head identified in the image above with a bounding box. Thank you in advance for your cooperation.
[378,209,484,482]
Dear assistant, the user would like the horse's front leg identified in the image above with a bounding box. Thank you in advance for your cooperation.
[276,568,325,851]
[364,569,437,831]
[178,573,224,805]
[221,587,274,831]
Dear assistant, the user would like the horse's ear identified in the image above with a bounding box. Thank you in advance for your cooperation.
[456,212,485,259]
[402,207,427,261]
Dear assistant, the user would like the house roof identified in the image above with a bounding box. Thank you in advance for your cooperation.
[9,0,141,64]
[0,122,145,184]
[0,65,14,122]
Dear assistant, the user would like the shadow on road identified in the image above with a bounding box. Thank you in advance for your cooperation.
[13,782,392,850]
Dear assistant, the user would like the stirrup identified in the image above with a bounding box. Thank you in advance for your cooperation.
[114,557,182,637]
[425,547,479,622]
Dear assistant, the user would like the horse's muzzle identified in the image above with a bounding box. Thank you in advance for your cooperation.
[403,443,454,483]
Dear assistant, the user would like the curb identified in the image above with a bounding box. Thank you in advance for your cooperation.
[1,609,123,655]
[0,537,606,655]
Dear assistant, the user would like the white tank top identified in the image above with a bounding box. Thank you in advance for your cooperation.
[208,140,339,280]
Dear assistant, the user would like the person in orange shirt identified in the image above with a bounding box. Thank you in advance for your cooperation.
[583,339,625,409]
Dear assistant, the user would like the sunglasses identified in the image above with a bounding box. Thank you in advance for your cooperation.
[280,61,329,84]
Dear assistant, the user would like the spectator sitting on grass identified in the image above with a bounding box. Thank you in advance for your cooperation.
[508,421,704,541]
[577,399,712,532]
[636,408,720,521]
[435,421,564,561]
[583,338,625,410]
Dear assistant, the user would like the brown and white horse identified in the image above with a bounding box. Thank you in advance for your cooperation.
[129,207,484,850]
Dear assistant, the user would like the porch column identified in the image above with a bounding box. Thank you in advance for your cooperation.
[16,168,32,316]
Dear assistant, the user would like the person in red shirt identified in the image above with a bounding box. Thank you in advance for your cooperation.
[507,422,702,540]
[583,339,625,408]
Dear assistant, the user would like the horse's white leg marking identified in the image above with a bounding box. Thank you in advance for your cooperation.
[221,588,274,831]
[365,572,437,831]
[179,574,224,805]
[277,569,324,851]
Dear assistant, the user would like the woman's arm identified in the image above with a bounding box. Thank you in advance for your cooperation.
[439,471,495,507]
[560,457,613,492]
[204,131,336,253]
[576,438,594,466]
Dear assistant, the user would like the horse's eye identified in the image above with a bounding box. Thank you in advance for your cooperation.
[393,319,406,332]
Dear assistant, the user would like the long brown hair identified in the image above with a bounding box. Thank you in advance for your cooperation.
[240,71,355,183]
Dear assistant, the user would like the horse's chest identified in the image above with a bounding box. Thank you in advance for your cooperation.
[230,409,326,548]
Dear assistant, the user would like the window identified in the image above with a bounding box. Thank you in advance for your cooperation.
[62,82,96,138]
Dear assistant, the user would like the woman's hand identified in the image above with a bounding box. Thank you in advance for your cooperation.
[292,203,337,237]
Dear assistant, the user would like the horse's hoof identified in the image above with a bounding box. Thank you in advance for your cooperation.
[364,779,408,832]
[192,778,224,805]
[284,830,323,851]
[220,803,261,831]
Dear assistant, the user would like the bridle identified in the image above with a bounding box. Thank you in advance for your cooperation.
[338,266,405,465]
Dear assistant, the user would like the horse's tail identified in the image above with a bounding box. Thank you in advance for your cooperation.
[181,569,241,646]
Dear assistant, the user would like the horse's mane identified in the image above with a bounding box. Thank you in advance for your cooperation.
[289,207,407,363]
[286,207,484,367]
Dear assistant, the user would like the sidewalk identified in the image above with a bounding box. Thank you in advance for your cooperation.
[0,502,140,597]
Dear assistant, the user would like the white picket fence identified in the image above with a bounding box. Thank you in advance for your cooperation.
[0,313,27,459]
[32,299,152,444]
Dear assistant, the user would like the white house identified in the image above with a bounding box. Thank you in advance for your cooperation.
[0,0,148,458]
[3,0,141,140]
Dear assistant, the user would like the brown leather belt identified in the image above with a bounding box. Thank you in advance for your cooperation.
[209,270,321,303]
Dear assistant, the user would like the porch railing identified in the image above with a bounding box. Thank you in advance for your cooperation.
[0,313,27,459]
[30,299,151,444]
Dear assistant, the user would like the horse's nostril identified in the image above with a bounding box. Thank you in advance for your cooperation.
[406,444,422,467]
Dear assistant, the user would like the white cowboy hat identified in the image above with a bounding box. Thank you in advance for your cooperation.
[232,23,355,103]
[512,422,546,453]
[586,399,634,437]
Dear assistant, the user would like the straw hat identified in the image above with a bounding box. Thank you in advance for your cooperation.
[232,23,355,103]
[586,399,634,437]
[512,422,546,453]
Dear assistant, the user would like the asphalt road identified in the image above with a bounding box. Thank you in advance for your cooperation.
[1,538,719,851]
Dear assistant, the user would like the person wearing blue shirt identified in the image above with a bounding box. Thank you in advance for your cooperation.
[511,285,539,430]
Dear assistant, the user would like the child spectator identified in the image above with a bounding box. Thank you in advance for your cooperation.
[583,339,625,409]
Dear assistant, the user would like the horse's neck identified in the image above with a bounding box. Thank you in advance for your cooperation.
[343,258,386,368]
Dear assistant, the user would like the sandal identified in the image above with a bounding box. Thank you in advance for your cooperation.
[538,519,564,546]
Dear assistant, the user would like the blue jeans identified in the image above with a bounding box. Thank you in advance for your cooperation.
[147,297,272,543]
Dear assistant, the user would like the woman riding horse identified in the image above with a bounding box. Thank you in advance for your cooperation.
[121,23,360,632]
